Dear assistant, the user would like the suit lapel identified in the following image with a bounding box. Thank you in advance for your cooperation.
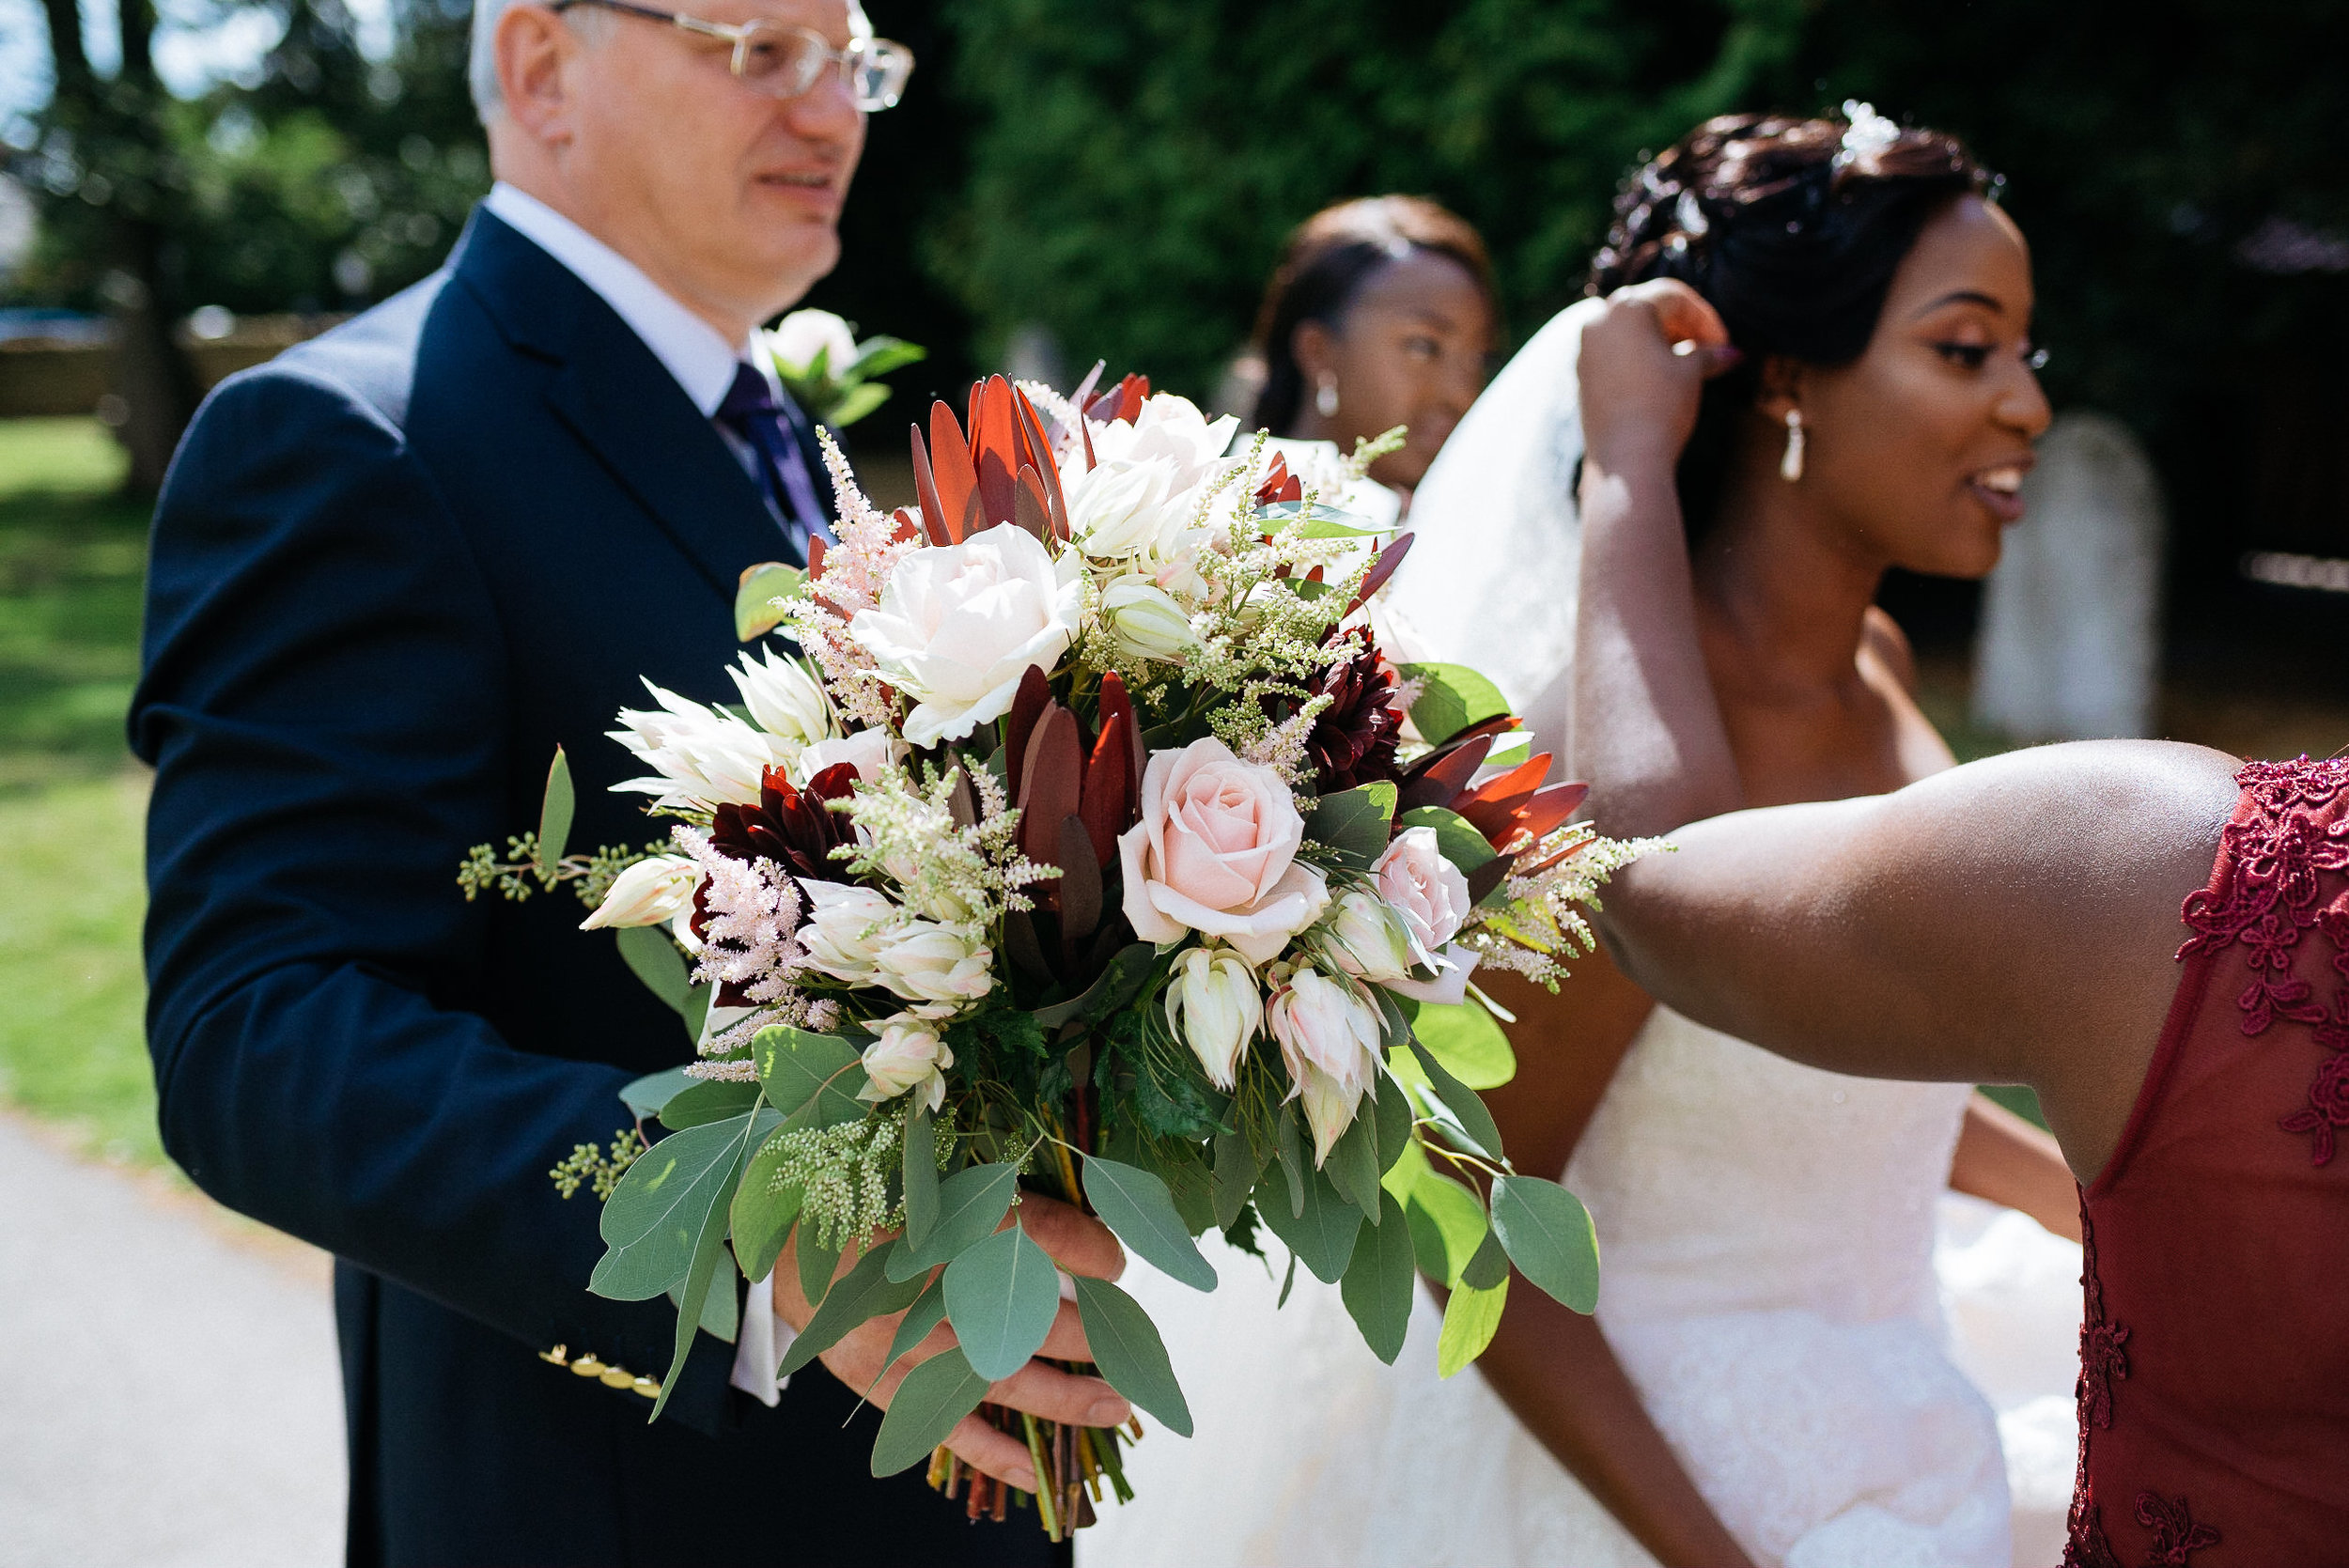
[452,210,790,607]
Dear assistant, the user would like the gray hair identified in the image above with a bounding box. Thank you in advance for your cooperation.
[471,0,872,121]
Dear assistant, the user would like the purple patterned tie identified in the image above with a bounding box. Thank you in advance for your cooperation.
[716,363,828,558]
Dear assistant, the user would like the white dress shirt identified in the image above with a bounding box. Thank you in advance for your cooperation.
[484,181,800,1406]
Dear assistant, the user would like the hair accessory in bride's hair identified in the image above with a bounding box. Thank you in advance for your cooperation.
[1832,101,1902,170]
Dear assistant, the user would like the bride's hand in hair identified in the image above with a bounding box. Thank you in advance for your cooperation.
[1578,279,1737,467]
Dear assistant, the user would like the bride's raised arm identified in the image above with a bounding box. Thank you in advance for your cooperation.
[1566,281,2239,1181]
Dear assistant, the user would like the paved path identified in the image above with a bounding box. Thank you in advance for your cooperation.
[0,1113,344,1568]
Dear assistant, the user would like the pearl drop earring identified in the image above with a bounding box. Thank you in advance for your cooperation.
[1780,409,1806,482]
[1315,373,1340,419]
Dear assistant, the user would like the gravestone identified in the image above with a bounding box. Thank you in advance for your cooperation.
[1972,411,2164,740]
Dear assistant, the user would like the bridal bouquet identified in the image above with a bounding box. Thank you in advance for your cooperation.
[469,371,1645,1536]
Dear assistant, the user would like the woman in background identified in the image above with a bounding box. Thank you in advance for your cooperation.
[1244,194,1499,508]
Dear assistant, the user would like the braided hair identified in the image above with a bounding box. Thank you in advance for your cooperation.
[1588,108,1995,537]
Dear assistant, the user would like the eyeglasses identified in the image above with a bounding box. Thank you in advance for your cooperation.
[549,0,914,111]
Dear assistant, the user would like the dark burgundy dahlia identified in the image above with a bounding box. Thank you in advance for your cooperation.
[708,762,859,880]
[1304,642,1403,792]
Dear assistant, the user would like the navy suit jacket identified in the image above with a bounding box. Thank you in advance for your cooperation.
[132,209,1058,1567]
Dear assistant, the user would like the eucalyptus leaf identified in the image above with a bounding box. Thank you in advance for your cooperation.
[1394,662,1512,749]
[535,747,575,876]
[1435,1277,1509,1378]
[1031,942,1157,1028]
[780,1239,927,1377]
[668,1261,739,1343]
[825,380,891,428]
[901,1106,939,1250]
[593,1114,754,1300]
[1340,1190,1417,1364]
[796,1222,843,1311]
[1490,1175,1601,1313]
[646,1114,762,1420]
[683,983,712,1045]
[1460,1225,1511,1291]
[753,1026,864,1130]
[1406,999,1517,1091]
[1323,1108,1383,1226]
[1073,1276,1193,1436]
[734,561,805,642]
[1408,1038,1504,1161]
[1081,1157,1217,1292]
[658,1078,760,1130]
[1210,1124,1256,1232]
[1371,1072,1413,1175]
[1394,804,1498,877]
[1276,1250,1299,1308]
[1407,1171,1489,1289]
[941,1221,1062,1380]
[616,924,692,1017]
[619,1064,697,1122]
[1254,1161,1362,1284]
[885,1162,1019,1282]
[880,1279,948,1374]
[730,1134,801,1285]
[1306,782,1398,869]
[870,1347,991,1476]
[1274,1101,1307,1219]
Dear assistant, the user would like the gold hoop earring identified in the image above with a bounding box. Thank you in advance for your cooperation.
[1315,373,1340,419]
[1780,409,1805,482]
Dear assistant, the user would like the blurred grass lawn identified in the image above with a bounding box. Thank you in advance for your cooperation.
[0,418,161,1164]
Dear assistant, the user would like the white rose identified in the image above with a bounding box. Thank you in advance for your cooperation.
[609,680,797,809]
[1319,888,1414,984]
[1064,458,1194,560]
[768,309,860,378]
[1164,947,1263,1090]
[1100,577,1193,662]
[793,727,901,786]
[1268,966,1384,1165]
[849,526,1084,748]
[870,920,994,1013]
[797,880,899,986]
[730,647,832,746]
[579,854,702,931]
[859,1016,954,1112]
[1372,827,1473,962]
[1117,737,1330,965]
[1087,394,1239,487]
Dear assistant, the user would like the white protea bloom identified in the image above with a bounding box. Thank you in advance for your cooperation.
[1318,888,1415,984]
[579,854,703,931]
[796,880,900,986]
[729,646,833,745]
[609,680,796,810]
[869,920,994,1013]
[1268,965,1384,1166]
[1164,946,1263,1090]
[768,308,860,378]
[1100,577,1193,663]
[858,1015,954,1112]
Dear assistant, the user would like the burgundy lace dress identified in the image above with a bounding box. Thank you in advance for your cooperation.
[2066,756,2349,1567]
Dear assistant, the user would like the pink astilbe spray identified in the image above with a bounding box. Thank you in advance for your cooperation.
[676,827,808,1006]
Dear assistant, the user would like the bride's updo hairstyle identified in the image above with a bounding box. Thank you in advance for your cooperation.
[1588,108,1995,537]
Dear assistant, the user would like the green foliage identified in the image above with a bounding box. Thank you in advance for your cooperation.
[1490,1174,1601,1313]
[1339,1189,1416,1364]
[591,1113,753,1302]
[1081,1154,1218,1290]
[886,1160,1020,1281]
[1395,665,1513,752]
[1305,781,1397,869]
[941,1219,1063,1379]
[1402,999,1517,1091]
[1253,1156,1361,1284]
[1074,1276,1194,1436]
[1437,1277,1509,1378]
[550,1128,646,1202]
[779,1238,928,1377]
[753,1025,864,1130]
[871,1347,992,1477]
[938,0,1810,395]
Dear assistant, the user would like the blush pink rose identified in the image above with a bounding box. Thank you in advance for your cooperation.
[1117,738,1330,964]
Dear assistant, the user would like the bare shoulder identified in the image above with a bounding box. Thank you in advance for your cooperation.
[1858,606,1919,696]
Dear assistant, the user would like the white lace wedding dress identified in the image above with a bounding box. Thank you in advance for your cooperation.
[1078,304,2082,1568]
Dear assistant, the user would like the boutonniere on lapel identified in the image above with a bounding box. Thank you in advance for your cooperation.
[765,308,927,430]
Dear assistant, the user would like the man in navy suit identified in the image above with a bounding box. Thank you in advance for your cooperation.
[130,1,1125,1561]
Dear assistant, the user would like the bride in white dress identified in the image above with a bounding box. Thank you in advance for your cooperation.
[1081,109,2086,1568]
